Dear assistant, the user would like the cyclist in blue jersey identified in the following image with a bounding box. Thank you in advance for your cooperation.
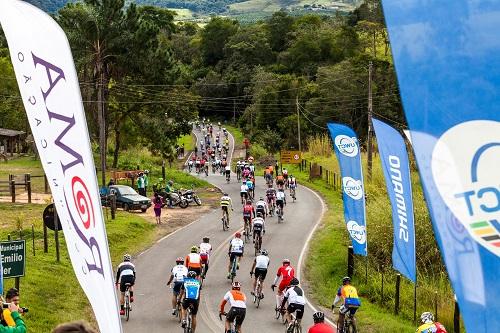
[246,178,254,199]
[180,271,201,332]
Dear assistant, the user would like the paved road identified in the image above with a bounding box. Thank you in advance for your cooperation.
[123,127,325,333]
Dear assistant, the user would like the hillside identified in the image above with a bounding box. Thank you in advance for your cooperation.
[26,0,360,20]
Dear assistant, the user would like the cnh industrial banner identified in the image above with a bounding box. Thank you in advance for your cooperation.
[328,123,367,256]
[382,0,500,331]
[372,118,416,283]
[0,1,122,332]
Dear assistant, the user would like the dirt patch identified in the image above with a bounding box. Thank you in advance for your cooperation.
[0,192,52,204]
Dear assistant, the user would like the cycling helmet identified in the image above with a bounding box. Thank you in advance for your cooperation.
[256,212,263,218]
[232,281,241,290]
[261,249,268,256]
[312,311,325,323]
[235,232,241,238]
[123,254,131,262]
[202,237,210,243]
[187,271,197,278]
[420,312,434,324]
[290,278,299,286]
[246,200,252,205]
[283,258,291,265]
[259,197,264,201]
[224,193,229,196]
[176,257,184,264]
[191,246,199,253]
[342,276,351,284]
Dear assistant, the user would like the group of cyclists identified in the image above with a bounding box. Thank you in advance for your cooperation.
[114,124,448,333]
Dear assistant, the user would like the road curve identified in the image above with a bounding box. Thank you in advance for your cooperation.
[123,127,325,333]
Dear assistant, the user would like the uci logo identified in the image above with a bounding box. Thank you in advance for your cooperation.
[334,135,359,157]
[432,120,500,256]
[347,220,366,244]
[342,177,364,200]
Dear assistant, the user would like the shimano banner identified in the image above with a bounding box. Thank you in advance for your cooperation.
[328,123,367,256]
[382,0,500,331]
[0,1,122,332]
[372,118,416,282]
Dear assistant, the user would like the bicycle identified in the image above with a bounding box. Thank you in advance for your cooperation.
[183,303,194,333]
[336,308,358,333]
[254,231,262,256]
[284,311,302,333]
[204,165,209,176]
[236,169,242,181]
[251,273,264,308]
[175,294,182,323]
[222,210,230,231]
[229,255,238,283]
[244,219,252,243]
[226,172,231,183]
[219,312,239,333]
[124,283,132,321]
[290,188,296,202]
[277,204,284,223]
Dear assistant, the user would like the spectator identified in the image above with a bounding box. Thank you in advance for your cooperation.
[143,170,150,196]
[107,178,115,187]
[2,288,26,327]
[165,180,174,208]
[0,301,26,332]
[153,192,163,224]
[137,172,146,197]
[52,321,96,333]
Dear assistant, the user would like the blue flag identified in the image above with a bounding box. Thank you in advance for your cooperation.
[382,1,500,331]
[328,123,367,256]
[372,118,416,282]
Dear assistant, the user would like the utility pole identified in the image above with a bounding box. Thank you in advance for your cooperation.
[296,95,301,151]
[250,108,253,136]
[367,61,373,181]
[97,64,106,187]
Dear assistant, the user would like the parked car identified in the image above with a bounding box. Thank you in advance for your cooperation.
[102,185,151,212]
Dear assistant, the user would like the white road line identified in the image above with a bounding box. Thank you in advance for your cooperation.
[297,185,337,329]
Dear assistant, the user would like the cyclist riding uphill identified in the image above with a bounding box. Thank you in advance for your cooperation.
[331,276,360,332]
[167,257,188,315]
[180,271,201,332]
[308,311,335,333]
[255,197,268,218]
[250,249,270,298]
[220,281,247,333]
[242,200,255,229]
[276,188,286,215]
[220,193,233,222]
[185,246,203,280]
[252,212,265,243]
[280,278,306,333]
[116,254,136,316]
[227,232,244,279]
[416,312,447,333]
[199,237,213,278]
[271,259,295,311]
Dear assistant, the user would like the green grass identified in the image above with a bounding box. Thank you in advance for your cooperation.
[0,203,156,332]
[224,124,245,149]
[0,156,47,193]
[177,133,195,152]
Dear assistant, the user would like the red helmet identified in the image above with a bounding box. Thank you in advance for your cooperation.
[235,232,241,238]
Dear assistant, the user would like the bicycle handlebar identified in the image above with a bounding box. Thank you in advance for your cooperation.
[219,312,227,321]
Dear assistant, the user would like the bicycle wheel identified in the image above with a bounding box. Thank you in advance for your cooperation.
[176,301,181,323]
[222,216,228,231]
[125,294,130,321]
[346,322,357,333]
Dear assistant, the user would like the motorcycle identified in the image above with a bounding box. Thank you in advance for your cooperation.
[155,189,188,209]
[182,186,202,206]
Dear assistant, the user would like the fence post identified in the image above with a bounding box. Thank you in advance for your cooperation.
[347,246,354,277]
[26,174,31,204]
[334,173,337,190]
[54,206,60,262]
[44,174,49,193]
[32,224,35,256]
[110,193,116,220]
[453,298,460,333]
[43,221,48,253]
[24,174,28,191]
[326,169,329,183]
[10,178,15,203]
[413,283,417,323]
[434,291,438,321]
[395,273,401,315]
[319,165,322,177]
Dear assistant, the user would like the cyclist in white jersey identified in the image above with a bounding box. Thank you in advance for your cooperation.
[280,278,306,331]
[252,213,265,243]
[227,232,244,279]
[276,189,286,215]
[166,257,188,315]
[250,249,270,297]
[240,182,249,204]
[199,237,212,278]
[255,197,268,218]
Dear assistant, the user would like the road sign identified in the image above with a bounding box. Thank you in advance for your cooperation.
[1,240,26,278]
[280,150,302,164]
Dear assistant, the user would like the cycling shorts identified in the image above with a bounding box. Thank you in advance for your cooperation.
[229,252,243,262]
[188,267,202,277]
[256,207,265,215]
[287,303,304,320]
[173,281,183,295]
[253,224,263,233]
[240,192,248,198]
[119,275,135,292]
[200,253,209,263]
[266,196,275,203]
[340,304,359,315]
[279,279,291,292]
[276,200,284,209]
[225,170,231,175]
[254,268,267,281]
[226,307,246,326]
[276,179,284,185]
[182,298,200,315]
[221,206,229,213]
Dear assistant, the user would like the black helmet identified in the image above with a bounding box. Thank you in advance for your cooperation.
[187,271,197,278]
[203,236,210,243]
[313,311,325,323]
[290,278,299,286]
[342,276,351,284]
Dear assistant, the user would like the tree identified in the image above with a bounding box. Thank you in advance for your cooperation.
[199,17,238,66]
[266,11,294,52]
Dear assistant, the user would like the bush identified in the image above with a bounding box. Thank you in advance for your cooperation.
[249,143,268,160]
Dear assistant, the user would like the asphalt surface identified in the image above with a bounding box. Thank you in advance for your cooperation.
[123,127,325,333]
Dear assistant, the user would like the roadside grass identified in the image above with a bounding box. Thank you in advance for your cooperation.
[0,203,156,332]
[224,125,245,149]
[0,156,46,192]
[177,133,195,152]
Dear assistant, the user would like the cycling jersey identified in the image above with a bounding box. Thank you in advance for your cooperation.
[416,322,447,333]
[266,189,276,197]
[240,184,248,193]
[284,286,306,305]
[283,170,288,176]
[255,200,267,210]
[308,323,335,333]
[220,195,232,207]
[253,256,269,272]
[229,238,244,253]
[171,264,188,283]
[199,242,212,256]
[243,204,254,216]
[277,265,295,281]
[225,165,231,172]
[246,180,253,189]
[221,290,247,310]
[252,217,265,231]
[183,278,201,300]
[186,253,202,269]
[116,261,136,283]
[337,285,361,308]
[276,191,286,201]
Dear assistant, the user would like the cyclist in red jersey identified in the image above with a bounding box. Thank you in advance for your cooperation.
[308,312,334,333]
[242,201,255,232]
[271,259,295,311]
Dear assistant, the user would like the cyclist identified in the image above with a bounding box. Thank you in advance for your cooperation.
[266,185,276,212]
[180,271,201,332]
[195,157,201,173]
[167,257,188,315]
[242,200,255,232]
[416,312,447,333]
[289,175,297,195]
[250,249,270,298]
[225,164,231,181]
[252,212,265,244]
[255,197,268,219]
[276,188,287,216]
[227,232,244,279]
[220,281,247,333]
[264,167,272,185]
[185,246,203,280]
[115,254,136,316]
[271,259,295,312]
[276,173,285,190]
[220,193,233,223]
[280,278,305,332]
[188,159,194,172]
[199,237,213,278]
[245,178,254,199]
[283,168,289,183]
[308,312,335,333]
[331,277,361,333]
[240,181,249,204]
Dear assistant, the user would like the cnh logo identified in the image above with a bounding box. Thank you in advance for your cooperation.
[334,135,359,157]
[342,177,364,200]
[347,220,366,244]
[432,120,500,256]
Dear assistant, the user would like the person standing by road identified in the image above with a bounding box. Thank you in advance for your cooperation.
[152,192,162,224]
[143,170,150,196]
[137,172,146,197]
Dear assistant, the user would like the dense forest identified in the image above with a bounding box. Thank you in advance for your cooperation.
[1,0,401,161]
